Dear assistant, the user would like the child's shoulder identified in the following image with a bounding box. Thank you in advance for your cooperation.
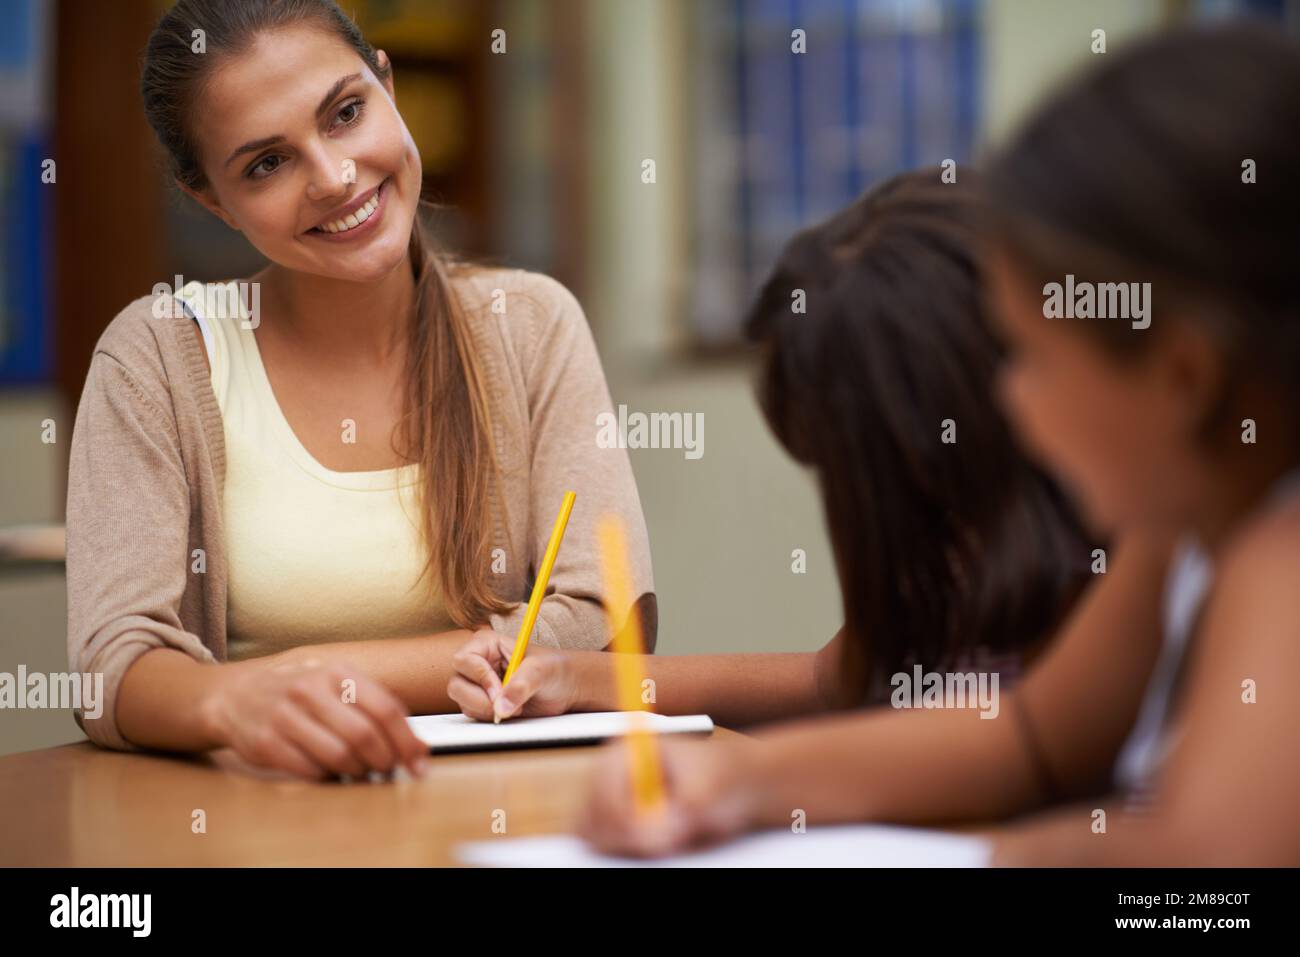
[1211,489,1300,624]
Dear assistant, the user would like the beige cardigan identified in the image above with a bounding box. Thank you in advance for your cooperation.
[65,267,656,750]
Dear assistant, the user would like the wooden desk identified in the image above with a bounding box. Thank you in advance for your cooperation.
[0,729,741,866]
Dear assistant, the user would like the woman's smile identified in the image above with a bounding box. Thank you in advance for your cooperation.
[304,176,389,242]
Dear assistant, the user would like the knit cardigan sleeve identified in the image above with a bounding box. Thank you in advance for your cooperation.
[65,308,217,751]
[484,272,658,653]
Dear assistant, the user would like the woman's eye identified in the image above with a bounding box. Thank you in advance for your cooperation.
[248,154,283,179]
[335,98,365,128]
[243,99,364,180]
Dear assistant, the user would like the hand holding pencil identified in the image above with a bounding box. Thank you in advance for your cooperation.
[448,491,589,722]
[497,490,577,721]
[596,515,665,812]
[579,731,765,858]
[447,628,578,723]
[576,513,766,856]
[444,491,578,724]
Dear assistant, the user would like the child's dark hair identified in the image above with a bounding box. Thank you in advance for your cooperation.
[745,170,1090,701]
[986,22,1300,447]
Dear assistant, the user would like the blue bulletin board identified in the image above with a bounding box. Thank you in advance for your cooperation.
[0,0,51,386]
[0,131,51,385]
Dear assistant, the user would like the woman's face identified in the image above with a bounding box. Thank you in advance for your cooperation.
[985,246,1215,536]
[184,24,422,283]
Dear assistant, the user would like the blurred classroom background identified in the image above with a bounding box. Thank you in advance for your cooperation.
[2,0,1296,755]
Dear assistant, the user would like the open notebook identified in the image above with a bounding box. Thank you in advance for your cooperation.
[456,826,991,868]
[407,711,714,754]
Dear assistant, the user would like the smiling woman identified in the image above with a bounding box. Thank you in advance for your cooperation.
[305,179,384,237]
[63,0,655,782]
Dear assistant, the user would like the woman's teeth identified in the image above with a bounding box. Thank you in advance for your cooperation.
[315,189,380,233]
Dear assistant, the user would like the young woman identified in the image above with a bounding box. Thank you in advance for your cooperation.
[64,0,654,780]
[449,172,1093,735]
[573,24,1300,865]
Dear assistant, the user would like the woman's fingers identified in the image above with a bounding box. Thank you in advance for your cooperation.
[219,656,431,780]
[448,674,495,721]
[452,642,505,705]
[493,670,532,721]
[495,656,563,719]
[270,701,368,778]
[245,725,330,781]
[290,671,401,773]
[341,671,429,773]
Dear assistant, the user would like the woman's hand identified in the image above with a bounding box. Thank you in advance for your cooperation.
[448,627,578,722]
[198,653,430,781]
[579,735,768,857]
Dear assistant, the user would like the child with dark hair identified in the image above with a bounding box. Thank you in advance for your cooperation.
[572,23,1300,865]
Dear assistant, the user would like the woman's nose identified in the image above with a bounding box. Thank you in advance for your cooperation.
[303,146,352,202]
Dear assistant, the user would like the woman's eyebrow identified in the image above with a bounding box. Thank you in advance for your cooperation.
[222,72,363,169]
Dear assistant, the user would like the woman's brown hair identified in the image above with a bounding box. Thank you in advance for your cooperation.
[140,0,510,627]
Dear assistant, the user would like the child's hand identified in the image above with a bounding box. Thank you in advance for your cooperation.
[200,655,429,781]
[578,736,765,857]
[448,627,578,722]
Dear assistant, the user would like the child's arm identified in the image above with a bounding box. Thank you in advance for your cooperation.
[740,528,1174,826]
[580,529,1177,855]
[995,506,1300,865]
[448,627,856,727]
[568,636,848,726]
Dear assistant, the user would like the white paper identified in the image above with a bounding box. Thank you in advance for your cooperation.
[407,711,714,753]
[456,825,990,868]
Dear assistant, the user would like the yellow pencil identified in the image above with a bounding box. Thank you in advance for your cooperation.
[498,491,577,720]
[597,515,665,814]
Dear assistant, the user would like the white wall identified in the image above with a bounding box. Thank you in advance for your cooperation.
[0,391,81,755]
[981,0,1166,148]
[581,0,840,656]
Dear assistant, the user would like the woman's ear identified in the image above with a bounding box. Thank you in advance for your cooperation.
[376,49,395,100]
[176,178,241,232]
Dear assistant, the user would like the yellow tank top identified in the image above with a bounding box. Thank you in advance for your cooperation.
[175,281,454,661]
